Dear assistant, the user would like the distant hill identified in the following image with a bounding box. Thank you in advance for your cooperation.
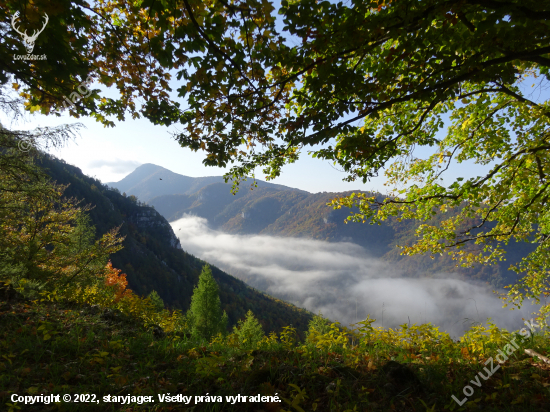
[106,163,300,203]
[138,169,534,289]
[149,186,395,256]
[38,156,314,335]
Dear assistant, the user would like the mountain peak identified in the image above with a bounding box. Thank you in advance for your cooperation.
[106,164,201,202]
[107,164,305,203]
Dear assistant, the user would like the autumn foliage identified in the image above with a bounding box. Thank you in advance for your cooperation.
[103,260,131,303]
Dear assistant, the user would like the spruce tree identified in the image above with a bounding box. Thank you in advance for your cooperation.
[147,290,165,312]
[232,310,265,349]
[187,265,228,342]
[306,312,333,345]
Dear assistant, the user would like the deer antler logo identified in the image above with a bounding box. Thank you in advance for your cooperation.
[11,11,49,54]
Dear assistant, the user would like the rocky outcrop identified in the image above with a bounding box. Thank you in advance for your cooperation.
[128,209,182,250]
[169,232,182,249]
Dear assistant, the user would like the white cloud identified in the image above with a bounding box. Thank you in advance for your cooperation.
[88,158,142,175]
[171,215,539,338]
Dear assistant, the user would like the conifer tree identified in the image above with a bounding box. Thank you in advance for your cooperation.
[306,312,333,345]
[68,213,97,254]
[0,122,124,296]
[232,310,265,349]
[147,290,165,312]
[307,312,332,335]
[187,265,228,342]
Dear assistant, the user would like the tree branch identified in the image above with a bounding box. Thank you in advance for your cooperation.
[465,0,550,20]
[457,12,476,32]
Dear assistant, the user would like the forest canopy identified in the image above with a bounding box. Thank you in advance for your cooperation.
[2,0,550,321]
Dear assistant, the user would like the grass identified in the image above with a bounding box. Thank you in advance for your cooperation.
[1,293,550,412]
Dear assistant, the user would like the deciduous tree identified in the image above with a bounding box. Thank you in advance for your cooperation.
[140,0,550,324]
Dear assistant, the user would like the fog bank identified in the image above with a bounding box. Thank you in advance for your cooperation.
[171,215,538,338]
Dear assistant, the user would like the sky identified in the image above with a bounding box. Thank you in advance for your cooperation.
[3,71,547,194]
[171,215,540,339]
[3,2,548,194]
[0,82,516,194]
[0,91,411,193]
[5,3,544,194]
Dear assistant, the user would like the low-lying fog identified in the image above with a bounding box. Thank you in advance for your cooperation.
[171,215,539,338]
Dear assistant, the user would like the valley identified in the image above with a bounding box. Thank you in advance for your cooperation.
[108,164,539,337]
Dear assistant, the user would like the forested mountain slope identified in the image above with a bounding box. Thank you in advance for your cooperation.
[37,155,314,334]
[143,177,534,289]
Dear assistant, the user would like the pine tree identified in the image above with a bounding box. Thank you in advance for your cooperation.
[307,312,332,335]
[187,265,228,342]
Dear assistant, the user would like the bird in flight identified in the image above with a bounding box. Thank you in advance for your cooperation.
[159,178,163,180]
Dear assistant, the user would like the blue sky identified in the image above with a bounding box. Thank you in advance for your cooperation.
[5,72,546,194]
[2,1,548,195]
[1,95,499,194]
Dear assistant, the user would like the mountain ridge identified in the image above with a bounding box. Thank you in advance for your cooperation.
[106,163,304,203]
[37,156,314,334]
[109,163,535,290]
